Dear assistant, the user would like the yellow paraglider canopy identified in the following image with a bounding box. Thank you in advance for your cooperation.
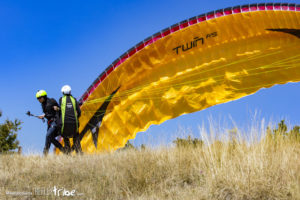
[59,3,300,154]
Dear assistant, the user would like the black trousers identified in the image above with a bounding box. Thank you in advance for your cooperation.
[62,123,82,154]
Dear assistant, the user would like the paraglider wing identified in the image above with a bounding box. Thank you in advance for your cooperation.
[79,87,120,148]
[75,3,300,153]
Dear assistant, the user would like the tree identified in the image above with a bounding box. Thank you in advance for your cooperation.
[124,140,135,149]
[274,120,288,137]
[0,110,22,153]
[173,135,203,148]
[289,126,300,141]
[266,120,300,142]
[117,140,136,151]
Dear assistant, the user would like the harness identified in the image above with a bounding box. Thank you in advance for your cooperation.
[61,95,78,133]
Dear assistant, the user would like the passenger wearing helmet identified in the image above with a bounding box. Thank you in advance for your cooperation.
[36,90,65,155]
[58,85,82,154]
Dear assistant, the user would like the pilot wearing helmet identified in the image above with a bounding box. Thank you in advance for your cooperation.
[36,90,65,155]
[58,85,82,154]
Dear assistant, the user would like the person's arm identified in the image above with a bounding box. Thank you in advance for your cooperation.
[53,98,60,111]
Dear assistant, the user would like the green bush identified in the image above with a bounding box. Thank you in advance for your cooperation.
[0,110,22,153]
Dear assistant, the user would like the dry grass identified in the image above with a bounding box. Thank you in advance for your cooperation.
[0,128,299,199]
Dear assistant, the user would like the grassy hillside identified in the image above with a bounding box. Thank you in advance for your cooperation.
[1,128,300,199]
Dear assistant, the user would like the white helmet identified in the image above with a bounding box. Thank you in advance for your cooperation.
[61,85,71,95]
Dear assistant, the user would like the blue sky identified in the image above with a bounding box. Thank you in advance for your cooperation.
[0,0,299,153]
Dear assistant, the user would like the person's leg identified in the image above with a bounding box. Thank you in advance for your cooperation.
[63,123,82,154]
[64,137,71,154]
[46,121,65,153]
[73,132,82,154]
[43,124,54,155]
[51,136,64,152]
